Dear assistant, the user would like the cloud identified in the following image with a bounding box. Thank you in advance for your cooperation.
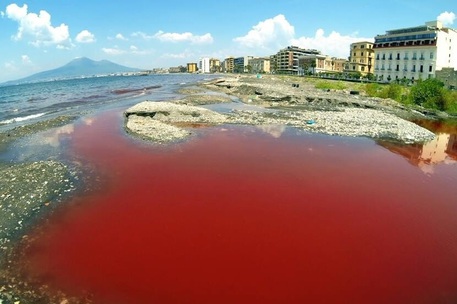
[437,11,456,26]
[116,33,127,40]
[233,14,295,49]
[75,30,95,43]
[4,3,70,47]
[153,31,213,44]
[233,14,372,58]
[21,54,31,64]
[102,47,126,55]
[131,31,154,40]
[291,29,373,58]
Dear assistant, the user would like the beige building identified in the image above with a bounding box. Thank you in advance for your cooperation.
[187,63,198,73]
[273,46,320,74]
[209,58,221,73]
[224,57,235,73]
[249,57,271,74]
[346,41,375,76]
[298,55,348,74]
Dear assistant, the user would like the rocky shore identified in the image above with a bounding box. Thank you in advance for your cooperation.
[125,75,436,144]
[0,75,442,303]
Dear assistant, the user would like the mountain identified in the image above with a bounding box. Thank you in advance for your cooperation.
[3,57,141,85]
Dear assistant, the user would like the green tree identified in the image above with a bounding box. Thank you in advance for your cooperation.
[409,78,445,109]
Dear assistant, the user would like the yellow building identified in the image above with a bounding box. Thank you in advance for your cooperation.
[209,58,221,73]
[224,57,235,73]
[187,62,198,73]
[346,41,375,76]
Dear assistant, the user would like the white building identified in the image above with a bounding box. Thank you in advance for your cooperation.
[373,21,457,82]
[199,57,210,73]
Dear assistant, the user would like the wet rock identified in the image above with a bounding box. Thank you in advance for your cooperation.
[124,101,227,143]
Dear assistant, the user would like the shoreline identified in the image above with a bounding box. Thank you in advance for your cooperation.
[0,74,448,302]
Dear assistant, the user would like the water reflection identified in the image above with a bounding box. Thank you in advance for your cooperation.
[378,120,457,174]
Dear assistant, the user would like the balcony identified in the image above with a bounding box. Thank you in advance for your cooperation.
[403,57,409,60]
[412,57,417,60]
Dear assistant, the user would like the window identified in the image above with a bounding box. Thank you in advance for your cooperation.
[361,52,364,56]
[420,65,423,73]
[430,52,434,59]
[429,65,433,72]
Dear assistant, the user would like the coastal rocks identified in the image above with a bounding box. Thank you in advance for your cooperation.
[0,161,74,256]
[124,101,227,143]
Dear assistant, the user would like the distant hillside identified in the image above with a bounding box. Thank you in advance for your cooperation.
[3,57,141,85]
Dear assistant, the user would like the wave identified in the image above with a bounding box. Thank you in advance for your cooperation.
[112,85,161,95]
[0,112,47,125]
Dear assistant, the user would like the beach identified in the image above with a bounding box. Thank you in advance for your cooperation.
[0,74,455,303]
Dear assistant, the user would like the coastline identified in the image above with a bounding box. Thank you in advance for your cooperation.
[0,74,446,302]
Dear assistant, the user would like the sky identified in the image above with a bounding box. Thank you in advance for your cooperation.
[0,0,456,83]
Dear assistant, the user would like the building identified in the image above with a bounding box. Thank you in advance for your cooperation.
[332,58,348,72]
[199,57,210,73]
[373,21,457,82]
[224,57,235,73]
[248,57,271,74]
[234,56,253,73]
[273,46,320,74]
[187,63,198,73]
[298,55,348,75]
[209,58,221,73]
[345,41,375,76]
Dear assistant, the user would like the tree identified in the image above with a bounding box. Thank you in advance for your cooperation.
[409,78,445,109]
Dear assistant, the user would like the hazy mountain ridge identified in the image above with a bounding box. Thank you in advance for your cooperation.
[2,58,141,85]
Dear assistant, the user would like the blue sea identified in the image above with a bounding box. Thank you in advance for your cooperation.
[0,74,220,130]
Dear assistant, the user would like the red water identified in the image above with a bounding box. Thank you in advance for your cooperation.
[20,111,457,303]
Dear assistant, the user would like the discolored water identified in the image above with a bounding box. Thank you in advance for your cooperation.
[18,111,457,303]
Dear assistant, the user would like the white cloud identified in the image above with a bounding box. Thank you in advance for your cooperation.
[291,29,373,59]
[102,47,126,55]
[233,14,295,49]
[437,11,456,26]
[21,54,31,64]
[116,33,127,40]
[131,31,154,40]
[153,31,213,44]
[4,3,70,48]
[75,30,95,43]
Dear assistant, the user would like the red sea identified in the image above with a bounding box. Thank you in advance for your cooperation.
[17,110,457,303]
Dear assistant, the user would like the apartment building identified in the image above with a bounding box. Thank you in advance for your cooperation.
[346,41,374,75]
[187,62,198,73]
[332,58,348,72]
[298,55,348,75]
[373,21,457,82]
[273,46,320,74]
[209,58,221,73]
[199,57,210,73]
[224,57,235,73]
[248,57,271,74]
[234,56,254,73]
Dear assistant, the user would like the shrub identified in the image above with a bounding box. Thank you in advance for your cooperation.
[409,78,445,109]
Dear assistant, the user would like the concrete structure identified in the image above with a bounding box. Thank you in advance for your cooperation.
[373,21,457,82]
[224,57,235,73]
[248,57,271,74]
[199,57,210,73]
[273,46,320,74]
[346,41,375,76]
[187,63,198,73]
